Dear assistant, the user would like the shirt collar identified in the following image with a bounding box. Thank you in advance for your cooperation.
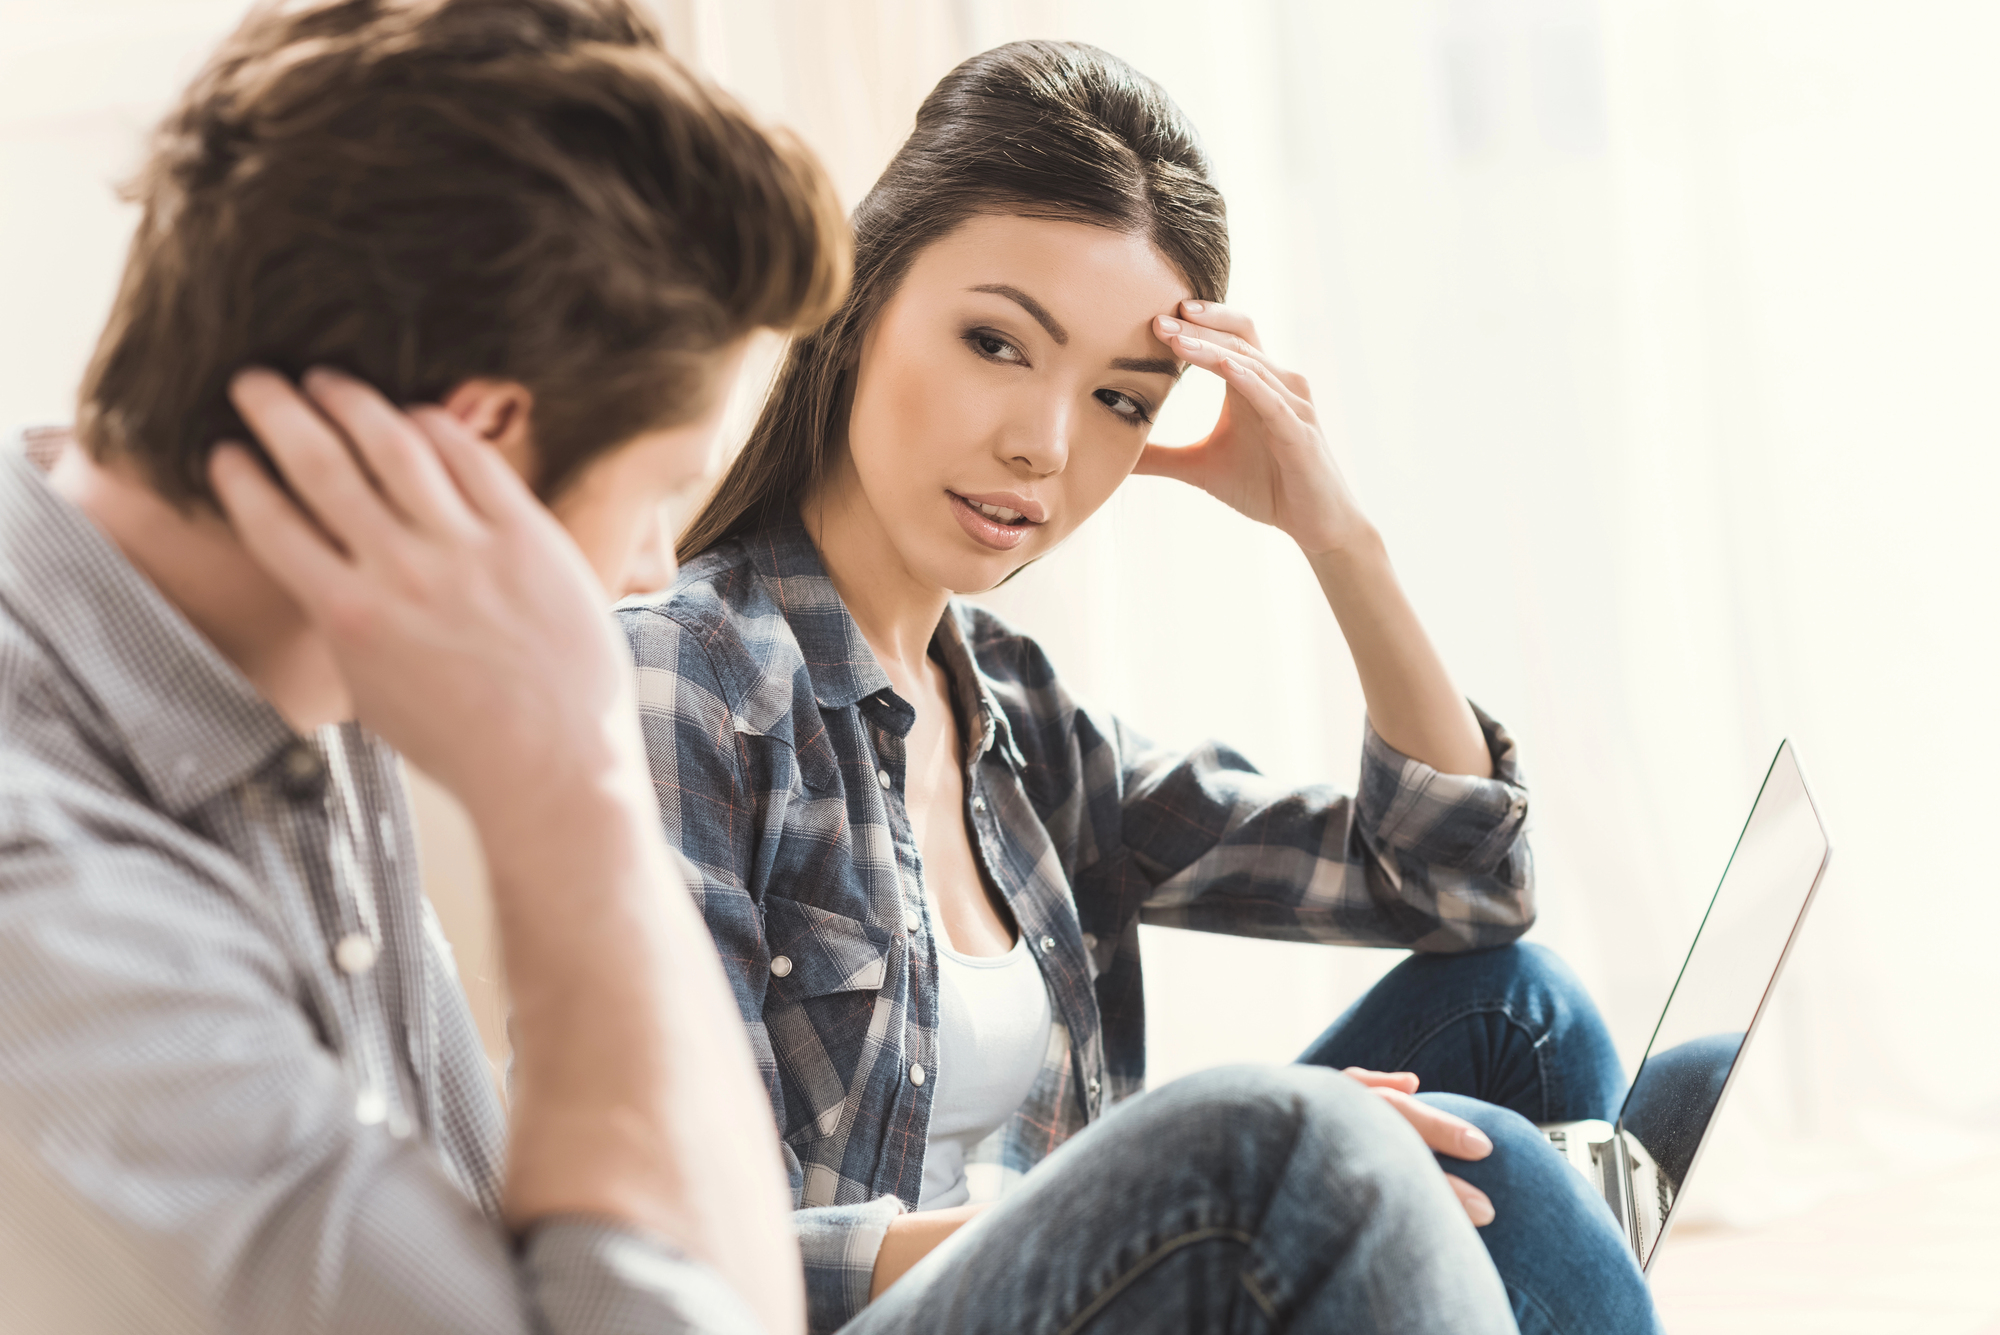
[739,521,1022,766]
[0,438,301,816]
[742,520,893,711]
[935,604,1025,771]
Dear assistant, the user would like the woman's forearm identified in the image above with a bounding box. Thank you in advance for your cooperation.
[1305,528,1492,779]
[869,1204,988,1300]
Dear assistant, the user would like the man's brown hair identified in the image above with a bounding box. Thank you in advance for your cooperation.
[78,0,850,507]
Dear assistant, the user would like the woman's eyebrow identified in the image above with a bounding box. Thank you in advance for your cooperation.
[1111,356,1181,377]
[969,283,1068,345]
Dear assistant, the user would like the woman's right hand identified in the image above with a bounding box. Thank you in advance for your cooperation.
[1342,1068,1498,1226]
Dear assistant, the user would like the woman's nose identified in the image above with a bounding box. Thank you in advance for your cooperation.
[1006,403,1072,476]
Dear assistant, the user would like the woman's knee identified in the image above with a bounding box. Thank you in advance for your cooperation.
[1129,1066,1461,1211]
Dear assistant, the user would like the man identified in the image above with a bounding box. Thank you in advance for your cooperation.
[0,2,847,1329]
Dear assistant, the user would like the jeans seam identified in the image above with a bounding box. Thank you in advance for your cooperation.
[1389,1000,1553,1120]
[1053,1226,1257,1335]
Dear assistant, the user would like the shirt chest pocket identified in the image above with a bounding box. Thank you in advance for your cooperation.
[761,896,897,1142]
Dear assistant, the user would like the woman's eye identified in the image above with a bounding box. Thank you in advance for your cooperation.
[1096,389,1151,424]
[965,331,1025,364]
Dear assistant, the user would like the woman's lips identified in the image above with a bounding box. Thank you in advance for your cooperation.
[948,491,1038,551]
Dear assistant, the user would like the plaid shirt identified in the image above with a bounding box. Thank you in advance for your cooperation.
[620,521,1537,1334]
[0,438,757,1333]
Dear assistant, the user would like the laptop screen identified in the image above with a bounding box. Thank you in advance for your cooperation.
[1615,740,1831,1270]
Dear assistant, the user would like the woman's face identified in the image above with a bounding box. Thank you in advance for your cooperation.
[839,213,1191,592]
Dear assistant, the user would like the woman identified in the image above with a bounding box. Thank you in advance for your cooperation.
[624,40,1661,1335]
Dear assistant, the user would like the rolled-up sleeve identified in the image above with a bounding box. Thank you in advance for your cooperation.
[1124,703,1535,951]
[794,1198,903,1333]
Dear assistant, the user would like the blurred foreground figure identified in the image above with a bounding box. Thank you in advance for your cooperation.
[0,2,849,1330]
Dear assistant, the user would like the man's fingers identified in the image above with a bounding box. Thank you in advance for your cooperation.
[411,405,539,524]
[228,369,393,552]
[209,443,357,609]
[1444,1173,1496,1227]
[1341,1067,1421,1094]
[1375,1088,1495,1161]
[302,369,475,535]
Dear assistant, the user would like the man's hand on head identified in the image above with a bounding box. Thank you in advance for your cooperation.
[209,367,641,825]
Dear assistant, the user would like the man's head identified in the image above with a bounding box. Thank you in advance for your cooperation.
[78,0,848,522]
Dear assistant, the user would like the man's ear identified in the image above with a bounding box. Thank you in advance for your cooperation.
[440,379,536,482]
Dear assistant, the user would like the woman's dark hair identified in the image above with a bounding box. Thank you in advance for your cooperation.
[676,39,1228,562]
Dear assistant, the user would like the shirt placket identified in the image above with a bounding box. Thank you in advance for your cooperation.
[277,734,416,1144]
[859,695,937,1167]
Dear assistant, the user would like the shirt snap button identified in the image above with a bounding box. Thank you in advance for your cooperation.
[970,795,986,812]
[276,743,325,800]
[909,1063,926,1086]
[877,769,892,789]
[354,1088,388,1126]
[1088,1078,1101,1098]
[1040,934,1057,954]
[904,911,922,933]
[769,955,793,978]
[334,933,377,976]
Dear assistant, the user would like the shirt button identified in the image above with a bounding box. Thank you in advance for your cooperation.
[1040,934,1057,954]
[277,743,325,800]
[1088,1077,1101,1098]
[334,933,377,975]
[1082,933,1098,952]
[770,955,793,978]
[354,1088,388,1126]
[910,1063,926,1086]
[905,910,922,933]
[970,795,986,812]
[877,769,892,789]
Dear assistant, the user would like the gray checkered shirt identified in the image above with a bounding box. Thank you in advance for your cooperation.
[621,521,1538,1335]
[0,437,760,1334]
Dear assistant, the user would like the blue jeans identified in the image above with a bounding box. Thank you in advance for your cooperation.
[847,1064,1517,1334]
[1298,943,1666,1335]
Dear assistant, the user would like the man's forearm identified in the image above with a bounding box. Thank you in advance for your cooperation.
[478,743,803,1334]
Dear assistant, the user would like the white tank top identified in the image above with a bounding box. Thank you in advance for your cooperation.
[917,930,1054,1210]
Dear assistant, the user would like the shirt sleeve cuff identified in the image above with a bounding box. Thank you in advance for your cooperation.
[1357,702,1530,874]
[797,1196,905,1335]
[520,1216,765,1335]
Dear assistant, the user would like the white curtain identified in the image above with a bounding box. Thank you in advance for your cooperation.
[5,0,1994,1231]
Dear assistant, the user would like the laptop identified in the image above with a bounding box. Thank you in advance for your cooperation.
[1537,739,1832,1273]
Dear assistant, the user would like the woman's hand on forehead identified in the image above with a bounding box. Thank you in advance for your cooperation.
[1133,298,1372,557]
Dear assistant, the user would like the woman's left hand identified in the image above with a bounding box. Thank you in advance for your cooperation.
[1136,300,1369,556]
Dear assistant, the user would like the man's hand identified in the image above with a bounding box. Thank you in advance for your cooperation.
[210,368,635,822]
[1343,1068,1497,1226]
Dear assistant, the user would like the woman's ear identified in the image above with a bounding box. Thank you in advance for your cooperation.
[440,379,536,482]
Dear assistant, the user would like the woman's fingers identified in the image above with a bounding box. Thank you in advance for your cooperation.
[1178,299,1261,350]
[209,442,358,611]
[1444,1173,1497,1227]
[227,369,398,554]
[1162,326,1315,421]
[302,370,476,535]
[1341,1067,1421,1094]
[1372,1087,1495,1162]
